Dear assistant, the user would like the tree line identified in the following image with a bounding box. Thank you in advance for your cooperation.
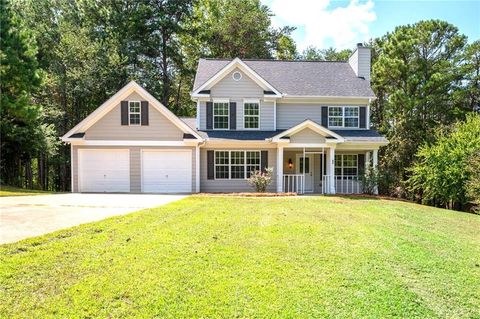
[1,0,479,211]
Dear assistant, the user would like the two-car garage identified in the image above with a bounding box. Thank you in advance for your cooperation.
[77,148,193,193]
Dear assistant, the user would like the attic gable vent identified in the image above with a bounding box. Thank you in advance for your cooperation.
[232,71,242,81]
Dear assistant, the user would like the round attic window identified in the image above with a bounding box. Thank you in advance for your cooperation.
[232,71,242,81]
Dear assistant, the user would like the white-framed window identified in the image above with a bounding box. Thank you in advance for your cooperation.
[213,101,229,129]
[244,101,260,129]
[129,101,141,125]
[214,150,261,179]
[335,154,358,177]
[328,106,359,128]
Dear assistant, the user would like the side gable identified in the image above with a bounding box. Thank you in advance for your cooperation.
[62,81,202,142]
[191,58,281,98]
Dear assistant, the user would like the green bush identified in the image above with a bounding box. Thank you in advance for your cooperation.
[361,165,379,195]
[408,114,480,210]
[247,167,274,192]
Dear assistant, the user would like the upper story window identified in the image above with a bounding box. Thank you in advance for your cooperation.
[244,101,259,129]
[213,102,229,129]
[328,106,359,128]
[129,101,141,125]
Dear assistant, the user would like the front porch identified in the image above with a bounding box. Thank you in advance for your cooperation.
[276,146,378,195]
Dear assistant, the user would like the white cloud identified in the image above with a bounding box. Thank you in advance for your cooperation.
[267,0,376,51]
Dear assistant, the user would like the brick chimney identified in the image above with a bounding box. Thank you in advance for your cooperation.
[348,43,371,81]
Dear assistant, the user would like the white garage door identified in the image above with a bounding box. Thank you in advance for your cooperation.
[142,150,192,193]
[78,149,130,192]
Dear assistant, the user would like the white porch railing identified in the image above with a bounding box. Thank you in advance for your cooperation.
[283,174,304,194]
[335,175,363,194]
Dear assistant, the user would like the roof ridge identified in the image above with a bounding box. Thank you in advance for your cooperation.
[202,58,348,63]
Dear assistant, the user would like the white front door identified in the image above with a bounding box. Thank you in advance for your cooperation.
[296,154,314,192]
[141,149,192,193]
[78,149,130,193]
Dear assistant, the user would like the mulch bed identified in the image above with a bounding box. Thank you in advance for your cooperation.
[197,192,297,197]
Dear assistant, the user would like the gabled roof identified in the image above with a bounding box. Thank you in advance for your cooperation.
[193,58,375,98]
[62,81,202,141]
[191,58,281,97]
[271,120,344,142]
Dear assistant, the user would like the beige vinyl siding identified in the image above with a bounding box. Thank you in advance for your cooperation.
[198,68,274,130]
[289,128,326,143]
[200,147,277,192]
[85,92,184,141]
[277,104,323,129]
[72,145,196,193]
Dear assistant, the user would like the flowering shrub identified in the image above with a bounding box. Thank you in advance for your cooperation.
[247,167,273,192]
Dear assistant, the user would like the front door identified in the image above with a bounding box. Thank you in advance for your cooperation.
[296,154,314,192]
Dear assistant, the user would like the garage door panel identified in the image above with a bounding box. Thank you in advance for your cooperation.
[79,150,130,193]
[142,150,192,193]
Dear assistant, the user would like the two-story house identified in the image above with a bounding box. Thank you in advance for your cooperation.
[62,44,388,194]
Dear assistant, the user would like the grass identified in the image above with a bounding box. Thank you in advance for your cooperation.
[0,185,54,197]
[0,196,479,318]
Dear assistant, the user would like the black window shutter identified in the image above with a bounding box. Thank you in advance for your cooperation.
[358,154,365,176]
[261,151,268,172]
[359,106,366,128]
[121,101,128,125]
[141,101,149,126]
[229,102,236,130]
[206,102,213,129]
[207,150,214,180]
[321,106,328,127]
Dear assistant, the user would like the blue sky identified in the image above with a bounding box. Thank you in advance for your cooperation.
[261,0,480,51]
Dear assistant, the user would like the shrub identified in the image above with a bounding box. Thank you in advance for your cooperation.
[361,165,379,195]
[247,167,273,192]
[408,114,480,210]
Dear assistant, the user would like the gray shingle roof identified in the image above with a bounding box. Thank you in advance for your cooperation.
[180,118,387,142]
[193,59,375,97]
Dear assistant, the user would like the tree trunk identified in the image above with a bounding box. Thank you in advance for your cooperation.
[161,28,169,108]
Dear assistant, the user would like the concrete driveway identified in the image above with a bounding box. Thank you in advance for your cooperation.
[0,193,187,244]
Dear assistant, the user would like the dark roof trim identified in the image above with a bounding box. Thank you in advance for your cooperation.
[264,90,276,95]
[68,133,85,138]
[183,133,198,139]
[198,90,210,94]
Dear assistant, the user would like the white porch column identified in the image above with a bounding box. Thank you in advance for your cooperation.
[277,146,284,192]
[372,149,378,194]
[365,151,371,169]
[195,145,200,192]
[328,147,335,194]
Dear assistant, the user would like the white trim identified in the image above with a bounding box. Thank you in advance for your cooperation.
[281,95,376,100]
[70,145,74,192]
[270,119,344,142]
[62,81,202,141]
[192,58,281,97]
[243,99,260,130]
[284,143,333,148]
[128,100,141,126]
[196,100,200,129]
[69,140,199,146]
[195,145,200,192]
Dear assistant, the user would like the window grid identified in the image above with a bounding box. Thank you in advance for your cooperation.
[129,101,141,125]
[214,151,261,180]
[213,102,229,129]
[335,154,358,178]
[244,102,260,129]
[328,106,359,128]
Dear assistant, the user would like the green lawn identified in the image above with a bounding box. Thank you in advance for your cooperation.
[0,185,53,197]
[1,196,479,318]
